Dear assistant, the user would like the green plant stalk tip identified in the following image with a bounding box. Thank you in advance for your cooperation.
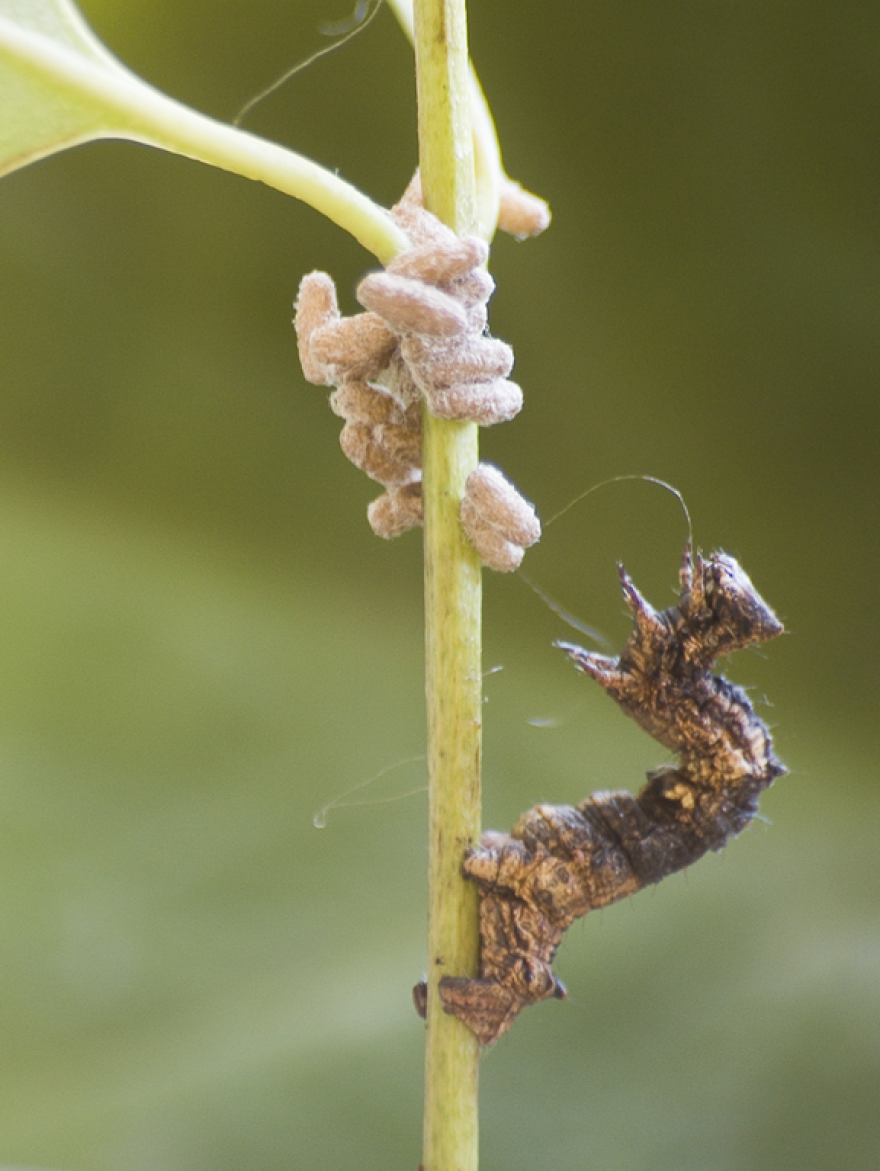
[415,0,482,1169]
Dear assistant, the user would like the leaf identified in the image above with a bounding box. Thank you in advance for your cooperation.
[0,0,131,177]
[1,0,117,55]
[0,0,407,259]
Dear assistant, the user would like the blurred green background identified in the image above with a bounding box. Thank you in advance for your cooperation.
[0,1,878,1168]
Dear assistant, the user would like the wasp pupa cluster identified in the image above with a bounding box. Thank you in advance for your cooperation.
[294,174,547,570]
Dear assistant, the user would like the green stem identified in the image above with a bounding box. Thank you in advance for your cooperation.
[385,0,504,238]
[0,17,409,262]
[414,1,482,1169]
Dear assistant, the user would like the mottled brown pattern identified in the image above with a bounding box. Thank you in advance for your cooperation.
[418,547,785,1044]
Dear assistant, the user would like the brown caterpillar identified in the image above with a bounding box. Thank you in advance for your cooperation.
[415,546,785,1044]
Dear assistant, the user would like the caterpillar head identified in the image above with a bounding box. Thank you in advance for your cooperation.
[681,549,784,663]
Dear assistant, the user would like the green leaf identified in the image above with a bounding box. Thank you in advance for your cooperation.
[0,0,408,260]
[0,0,131,177]
[0,0,117,57]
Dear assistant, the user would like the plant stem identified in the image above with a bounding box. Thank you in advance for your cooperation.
[414,1,482,1169]
[0,17,409,262]
[386,0,504,239]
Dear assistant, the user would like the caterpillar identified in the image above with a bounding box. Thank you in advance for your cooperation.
[417,545,785,1045]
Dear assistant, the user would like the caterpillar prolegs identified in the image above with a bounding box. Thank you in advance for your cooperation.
[415,546,785,1045]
